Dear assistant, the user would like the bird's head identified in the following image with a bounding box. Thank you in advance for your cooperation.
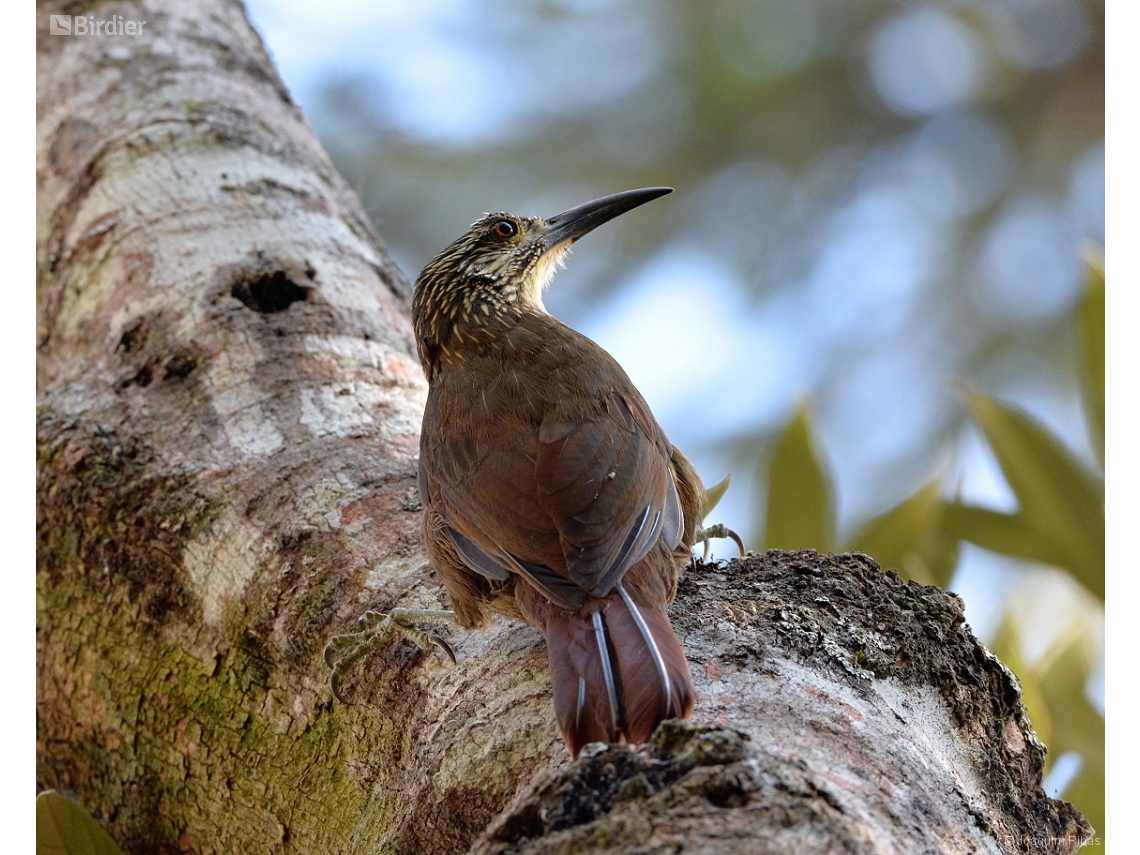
[412,187,672,372]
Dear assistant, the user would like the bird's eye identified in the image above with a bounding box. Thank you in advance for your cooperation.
[492,220,517,238]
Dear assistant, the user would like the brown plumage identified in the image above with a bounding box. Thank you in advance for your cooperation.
[413,188,700,755]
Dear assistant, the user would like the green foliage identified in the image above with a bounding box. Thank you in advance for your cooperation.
[991,617,1105,841]
[701,473,732,521]
[759,401,833,551]
[942,261,1105,603]
[947,390,1104,600]
[847,479,958,589]
[1078,256,1105,467]
[1037,627,1102,754]
[1038,627,1104,834]
[37,791,125,855]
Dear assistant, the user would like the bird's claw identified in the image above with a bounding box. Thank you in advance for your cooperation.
[324,608,457,703]
[694,522,746,561]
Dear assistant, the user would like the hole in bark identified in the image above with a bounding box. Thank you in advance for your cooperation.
[231,270,309,313]
[117,318,148,353]
[163,353,198,380]
[702,774,752,808]
[133,365,153,387]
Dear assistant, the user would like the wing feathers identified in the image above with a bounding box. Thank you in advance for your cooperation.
[535,395,674,595]
[508,556,590,610]
[422,341,681,606]
[661,472,683,550]
[446,520,588,610]
[446,525,510,581]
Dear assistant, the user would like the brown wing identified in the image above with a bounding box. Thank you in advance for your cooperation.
[420,380,682,609]
[533,391,682,596]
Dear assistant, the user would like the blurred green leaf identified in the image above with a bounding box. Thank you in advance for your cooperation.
[37,791,125,855]
[1063,761,1105,845]
[1037,626,1103,764]
[957,390,1104,599]
[1078,255,1104,468]
[1035,625,1104,840]
[986,615,1104,840]
[761,401,833,551]
[942,505,1064,568]
[701,474,731,522]
[847,479,958,588]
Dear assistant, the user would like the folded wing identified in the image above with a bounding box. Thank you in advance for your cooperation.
[421,390,682,604]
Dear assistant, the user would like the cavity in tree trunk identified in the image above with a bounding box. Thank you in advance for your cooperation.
[36,2,1091,853]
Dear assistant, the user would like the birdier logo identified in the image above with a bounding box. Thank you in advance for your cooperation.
[49,15,147,36]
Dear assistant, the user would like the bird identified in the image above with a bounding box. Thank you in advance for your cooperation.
[327,188,726,757]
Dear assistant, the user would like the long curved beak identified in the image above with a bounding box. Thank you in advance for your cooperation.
[543,187,673,249]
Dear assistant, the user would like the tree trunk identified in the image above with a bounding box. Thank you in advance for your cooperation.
[36,2,1090,854]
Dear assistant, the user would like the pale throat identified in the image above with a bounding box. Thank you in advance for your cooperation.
[520,241,571,314]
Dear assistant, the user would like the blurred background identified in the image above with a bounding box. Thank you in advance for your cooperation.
[244,0,1104,838]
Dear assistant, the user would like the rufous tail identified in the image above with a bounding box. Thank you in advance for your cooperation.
[541,584,694,756]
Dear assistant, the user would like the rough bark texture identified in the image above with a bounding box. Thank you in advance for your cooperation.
[36,2,1089,854]
[473,552,1091,854]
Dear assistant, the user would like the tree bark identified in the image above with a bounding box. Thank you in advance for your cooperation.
[472,551,1092,854]
[36,2,1090,854]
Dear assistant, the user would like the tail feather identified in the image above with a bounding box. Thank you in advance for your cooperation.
[543,587,694,756]
[591,610,624,737]
[544,608,618,751]
[617,585,672,713]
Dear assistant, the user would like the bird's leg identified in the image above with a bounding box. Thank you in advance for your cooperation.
[692,474,745,561]
[324,608,457,703]
[693,523,746,561]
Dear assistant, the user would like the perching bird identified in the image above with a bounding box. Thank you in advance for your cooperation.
[328,188,719,756]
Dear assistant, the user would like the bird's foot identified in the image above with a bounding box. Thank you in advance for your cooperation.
[324,608,457,703]
[693,522,746,561]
